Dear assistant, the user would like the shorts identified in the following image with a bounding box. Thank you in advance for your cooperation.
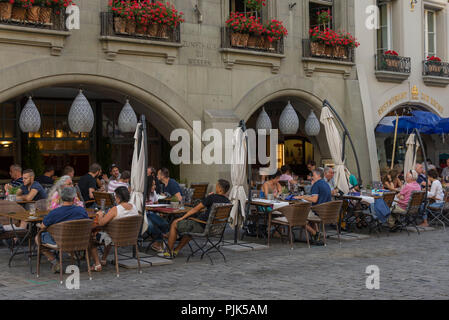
[177,219,205,234]
[41,232,56,245]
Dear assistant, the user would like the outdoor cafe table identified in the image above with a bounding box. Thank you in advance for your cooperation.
[249,199,291,242]
[0,206,96,273]
[147,205,194,224]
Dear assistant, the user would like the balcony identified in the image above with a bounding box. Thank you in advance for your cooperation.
[0,11,69,55]
[99,12,182,63]
[375,54,411,83]
[422,60,449,87]
[219,27,285,74]
[301,39,355,79]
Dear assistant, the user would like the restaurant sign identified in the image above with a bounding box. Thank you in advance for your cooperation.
[377,85,444,117]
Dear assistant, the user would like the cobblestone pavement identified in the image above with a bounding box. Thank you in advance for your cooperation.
[0,228,448,300]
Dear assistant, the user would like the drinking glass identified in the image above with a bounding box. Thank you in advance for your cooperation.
[100,199,106,212]
[29,203,36,216]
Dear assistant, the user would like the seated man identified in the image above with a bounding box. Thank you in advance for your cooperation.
[159,179,230,259]
[36,165,55,186]
[389,170,421,229]
[107,170,131,193]
[5,164,23,192]
[324,166,338,196]
[16,169,47,201]
[35,187,89,273]
[157,167,183,202]
[78,163,102,206]
[294,167,331,242]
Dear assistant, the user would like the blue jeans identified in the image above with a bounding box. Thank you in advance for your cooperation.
[424,202,444,220]
[146,212,169,241]
[41,232,56,245]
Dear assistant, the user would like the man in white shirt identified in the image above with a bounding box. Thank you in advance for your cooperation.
[421,169,445,228]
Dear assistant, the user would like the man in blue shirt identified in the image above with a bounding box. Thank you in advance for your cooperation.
[157,167,183,202]
[35,187,89,273]
[16,169,47,201]
[294,167,331,244]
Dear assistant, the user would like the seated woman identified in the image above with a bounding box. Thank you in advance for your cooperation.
[421,169,444,228]
[47,175,84,210]
[261,170,282,199]
[390,170,403,190]
[382,173,396,191]
[145,176,169,253]
[89,186,139,271]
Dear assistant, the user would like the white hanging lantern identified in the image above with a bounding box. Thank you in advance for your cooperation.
[118,99,138,133]
[256,107,272,132]
[68,90,94,133]
[305,111,321,136]
[279,101,299,135]
[19,97,41,133]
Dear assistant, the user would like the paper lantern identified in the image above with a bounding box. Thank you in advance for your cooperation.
[19,97,41,132]
[118,99,138,132]
[279,101,299,135]
[68,90,94,133]
[305,111,321,136]
[256,107,272,132]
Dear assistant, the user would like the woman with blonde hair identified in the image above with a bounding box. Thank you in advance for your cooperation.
[47,175,84,210]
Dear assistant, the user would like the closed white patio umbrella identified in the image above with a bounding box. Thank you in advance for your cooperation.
[229,127,247,229]
[403,133,420,179]
[320,107,350,194]
[130,122,148,234]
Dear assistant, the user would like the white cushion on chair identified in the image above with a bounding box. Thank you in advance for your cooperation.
[2,225,25,232]
[272,216,288,223]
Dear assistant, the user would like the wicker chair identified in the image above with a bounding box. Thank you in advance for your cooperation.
[0,201,28,251]
[36,219,93,283]
[382,192,397,209]
[181,203,233,264]
[268,202,312,249]
[397,191,426,235]
[104,215,143,277]
[190,183,209,201]
[309,201,343,246]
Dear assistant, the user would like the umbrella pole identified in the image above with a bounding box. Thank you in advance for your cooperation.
[323,100,362,186]
[390,113,399,170]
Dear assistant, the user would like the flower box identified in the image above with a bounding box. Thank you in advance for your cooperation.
[0,2,13,20]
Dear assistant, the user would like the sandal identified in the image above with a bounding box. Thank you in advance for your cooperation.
[151,242,165,253]
[91,264,102,272]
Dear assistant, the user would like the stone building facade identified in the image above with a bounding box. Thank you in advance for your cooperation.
[0,0,373,186]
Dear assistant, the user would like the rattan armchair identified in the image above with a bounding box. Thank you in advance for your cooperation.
[268,202,312,249]
[190,183,209,201]
[104,215,143,277]
[309,201,343,246]
[36,219,93,283]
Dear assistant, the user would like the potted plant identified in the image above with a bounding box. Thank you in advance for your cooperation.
[0,0,14,21]
[11,0,31,22]
[427,56,442,74]
[246,15,264,48]
[154,1,184,39]
[245,0,266,13]
[317,9,331,30]
[226,12,251,47]
[334,31,359,59]
[264,19,287,50]
[39,0,72,25]
[384,50,400,68]
[7,185,20,202]
[309,26,325,56]
[25,0,41,23]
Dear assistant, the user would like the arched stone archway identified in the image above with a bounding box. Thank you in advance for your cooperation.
[0,57,196,135]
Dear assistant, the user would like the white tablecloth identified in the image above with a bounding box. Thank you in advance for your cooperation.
[251,198,290,210]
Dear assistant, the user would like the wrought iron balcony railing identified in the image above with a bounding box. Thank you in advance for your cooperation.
[375,54,411,73]
[100,12,181,43]
[0,10,67,31]
[221,27,284,55]
[423,60,449,78]
[302,39,354,63]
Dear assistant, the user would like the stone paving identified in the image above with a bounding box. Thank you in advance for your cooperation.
[0,227,448,300]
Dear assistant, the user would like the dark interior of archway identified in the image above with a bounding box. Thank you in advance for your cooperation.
[0,86,180,180]
[246,98,318,179]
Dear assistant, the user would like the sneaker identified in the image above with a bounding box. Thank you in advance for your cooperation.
[310,239,325,246]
